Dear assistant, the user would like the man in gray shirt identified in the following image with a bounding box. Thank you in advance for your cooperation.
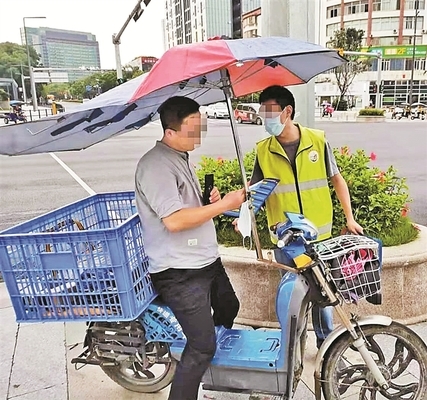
[135,96,245,400]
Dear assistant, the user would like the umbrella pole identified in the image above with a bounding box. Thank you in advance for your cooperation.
[222,86,264,261]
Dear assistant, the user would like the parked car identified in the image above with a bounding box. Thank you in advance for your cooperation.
[234,103,263,125]
[205,102,230,119]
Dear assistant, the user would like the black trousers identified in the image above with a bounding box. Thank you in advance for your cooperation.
[150,257,240,400]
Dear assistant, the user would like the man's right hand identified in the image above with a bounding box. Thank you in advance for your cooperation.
[221,189,245,211]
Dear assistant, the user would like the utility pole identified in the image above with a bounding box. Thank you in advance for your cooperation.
[113,0,151,84]
[23,16,46,111]
[408,0,420,105]
[261,0,316,127]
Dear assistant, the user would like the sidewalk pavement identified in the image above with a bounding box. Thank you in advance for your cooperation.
[1,282,426,400]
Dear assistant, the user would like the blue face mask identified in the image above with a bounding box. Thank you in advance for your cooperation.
[264,114,288,136]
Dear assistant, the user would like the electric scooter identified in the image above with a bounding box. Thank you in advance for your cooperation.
[69,184,427,400]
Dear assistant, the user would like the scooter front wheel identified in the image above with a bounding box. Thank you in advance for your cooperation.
[321,322,427,399]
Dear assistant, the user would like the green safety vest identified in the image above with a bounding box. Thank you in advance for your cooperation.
[256,125,333,242]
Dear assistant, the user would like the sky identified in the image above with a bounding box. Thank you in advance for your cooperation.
[0,0,166,69]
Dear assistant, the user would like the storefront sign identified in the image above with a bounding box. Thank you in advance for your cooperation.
[362,45,427,59]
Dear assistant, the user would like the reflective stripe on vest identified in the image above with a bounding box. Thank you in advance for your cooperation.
[256,125,334,242]
[275,178,329,194]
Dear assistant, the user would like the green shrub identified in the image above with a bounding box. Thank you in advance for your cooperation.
[196,147,418,247]
[358,108,385,116]
[333,99,348,111]
[331,146,417,243]
[0,89,9,101]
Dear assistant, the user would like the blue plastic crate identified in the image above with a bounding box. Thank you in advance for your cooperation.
[0,191,156,323]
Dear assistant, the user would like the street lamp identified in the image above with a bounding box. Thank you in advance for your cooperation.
[408,0,420,105]
[23,16,46,112]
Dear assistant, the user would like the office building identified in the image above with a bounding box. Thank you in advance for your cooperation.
[20,27,101,82]
[164,0,233,48]
[318,0,427,106]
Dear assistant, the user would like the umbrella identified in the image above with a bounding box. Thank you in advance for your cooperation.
[0,36,346,259]
[0,37,346,157]
[411,102,427,107]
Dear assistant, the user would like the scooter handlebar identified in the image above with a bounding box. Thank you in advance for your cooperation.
[276,231,294,249]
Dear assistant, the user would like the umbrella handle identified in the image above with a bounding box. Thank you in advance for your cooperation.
[221,74,264,261]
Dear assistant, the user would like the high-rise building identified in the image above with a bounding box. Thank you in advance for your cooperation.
[318,0,427,106]
[20,27,101,82]
[164,0,233,48]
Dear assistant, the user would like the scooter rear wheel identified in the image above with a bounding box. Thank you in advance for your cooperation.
[100,340,177,393]
[321,322,427,399]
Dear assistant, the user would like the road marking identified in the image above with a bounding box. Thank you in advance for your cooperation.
[49,153,96,195]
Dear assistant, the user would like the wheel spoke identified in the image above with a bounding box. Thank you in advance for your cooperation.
[133,362,156,379]
[365,335,385,364]
[388,339,415,379]
[338,364,369,395]
[380,381,419,399]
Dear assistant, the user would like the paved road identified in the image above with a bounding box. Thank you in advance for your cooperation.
[0,119,426,231]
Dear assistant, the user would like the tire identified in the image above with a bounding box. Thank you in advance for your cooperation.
[256,117,262,125]
[100,341,177,393]
[206,113,210,119]
[237,117,242,124]
[4,118,8,124]
[322,322,427,400]
[214,113,217,119]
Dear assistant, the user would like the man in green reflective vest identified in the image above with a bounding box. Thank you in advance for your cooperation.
[252,85,363,348]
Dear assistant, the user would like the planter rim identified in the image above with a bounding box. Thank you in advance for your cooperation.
[219,224,427,264]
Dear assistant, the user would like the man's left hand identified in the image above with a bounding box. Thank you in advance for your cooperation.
[346,219,364,235]
[209,187,221,204]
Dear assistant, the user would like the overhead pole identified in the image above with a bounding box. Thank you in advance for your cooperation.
[112,0,150,84]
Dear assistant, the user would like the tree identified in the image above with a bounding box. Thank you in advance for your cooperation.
[329,28,370,110]
[0,42,40,98]
[69,67,145,99]
[41,83,71,100]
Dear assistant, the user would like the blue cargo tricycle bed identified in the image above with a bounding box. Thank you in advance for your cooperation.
[0,191,156,323]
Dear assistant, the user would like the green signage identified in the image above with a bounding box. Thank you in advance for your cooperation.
[362,45,427,59]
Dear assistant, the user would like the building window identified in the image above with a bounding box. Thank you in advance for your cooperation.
[326,23,340,37]
[415,59,427,70]
[381,59,391,71]
[345,1,369,15]
[405,0,425,9]
[405,16,424,30]
[373,0,381,11]
[343,19,368,32]
[390,58,404,70]
[371,17,399,31]
[327,5,340,18]
[403,58,425,70]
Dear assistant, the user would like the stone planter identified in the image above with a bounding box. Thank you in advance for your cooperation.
[356,115,386,122]
[220,225,427,327]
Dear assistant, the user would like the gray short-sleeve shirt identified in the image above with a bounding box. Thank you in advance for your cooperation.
[135,141,219,274]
